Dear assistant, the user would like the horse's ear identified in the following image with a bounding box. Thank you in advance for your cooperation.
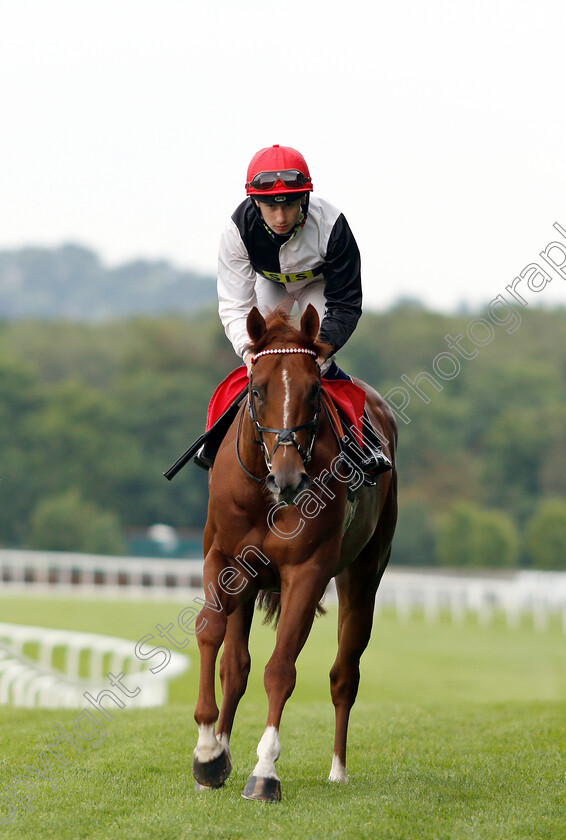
[247,306,266,344]
[300,304,320,341]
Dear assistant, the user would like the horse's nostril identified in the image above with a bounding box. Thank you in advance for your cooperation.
[297,472,311,493]
[266,473,279,493]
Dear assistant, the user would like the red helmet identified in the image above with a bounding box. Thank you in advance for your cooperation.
[245,145,313,199]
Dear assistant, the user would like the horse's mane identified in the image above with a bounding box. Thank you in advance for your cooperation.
[248,308,327,356]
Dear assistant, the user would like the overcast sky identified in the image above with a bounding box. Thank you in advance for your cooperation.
[1,0,565,312]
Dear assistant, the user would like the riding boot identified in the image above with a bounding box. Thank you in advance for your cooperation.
[357,447,393,477]
[340,412,392,485]
[193,390,247,471]
[359,411,393,475]
[193,441,216,471]
[323,362,392,479]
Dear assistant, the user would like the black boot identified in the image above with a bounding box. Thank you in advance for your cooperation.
[359,411,392,477]
[358,448,393,476]
[322,362,392,477]
[194,441,216,471]
[193,388,248,471]
[341,413,392,485]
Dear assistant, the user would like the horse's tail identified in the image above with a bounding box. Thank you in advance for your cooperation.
[256,591,326,628]
[256,591,281,626]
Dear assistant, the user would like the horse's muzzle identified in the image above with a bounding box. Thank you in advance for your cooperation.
[266,470,311,505]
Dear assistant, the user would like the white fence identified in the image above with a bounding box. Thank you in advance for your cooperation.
[0,549,204,600]
[0,622,189,709]
[372,568,566,631]
[2,549,566,631]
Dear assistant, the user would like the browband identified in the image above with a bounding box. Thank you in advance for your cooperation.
[251,348,318,364]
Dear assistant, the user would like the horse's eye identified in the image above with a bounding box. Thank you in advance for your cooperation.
[309,383,321,401]
[252,388,262,401]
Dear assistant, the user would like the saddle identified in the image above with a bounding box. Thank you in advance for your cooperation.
[164,367,392,481]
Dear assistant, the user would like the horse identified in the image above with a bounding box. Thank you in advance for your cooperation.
[192,304,398,801]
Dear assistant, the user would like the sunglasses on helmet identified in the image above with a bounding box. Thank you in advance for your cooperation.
[246,169,311,191]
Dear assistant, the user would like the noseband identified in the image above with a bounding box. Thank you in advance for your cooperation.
[239,347,321,479]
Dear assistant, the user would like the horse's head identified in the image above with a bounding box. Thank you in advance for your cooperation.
[246,305,326,505]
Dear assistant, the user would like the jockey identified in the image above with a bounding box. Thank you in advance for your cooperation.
[218,144,362,377]
[195,144,391,476]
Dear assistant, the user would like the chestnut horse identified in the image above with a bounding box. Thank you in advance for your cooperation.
[192,304,397,801]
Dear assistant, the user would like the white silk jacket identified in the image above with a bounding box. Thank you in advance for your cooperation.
[217,195,363,357]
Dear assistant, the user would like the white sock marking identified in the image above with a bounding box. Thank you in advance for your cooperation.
[251,725,281,780]
[216,732,231,760]
[194,724,224,763]
[328,753,348,783]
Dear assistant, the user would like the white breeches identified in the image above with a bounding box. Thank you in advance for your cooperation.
[255,276,327,327]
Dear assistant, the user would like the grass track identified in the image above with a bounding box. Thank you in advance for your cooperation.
[1,595,565,838]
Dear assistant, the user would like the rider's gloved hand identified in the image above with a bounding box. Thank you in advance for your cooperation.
[243,351,254,376]
[316,342,334,375]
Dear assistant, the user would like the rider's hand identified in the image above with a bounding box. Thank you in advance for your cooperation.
[243,351,254,376]
[316,342,334,373]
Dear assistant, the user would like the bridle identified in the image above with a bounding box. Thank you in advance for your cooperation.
[237,347,322,481]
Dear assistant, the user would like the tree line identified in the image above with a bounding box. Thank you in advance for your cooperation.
[1,302,565,568]
[0,243,216,321]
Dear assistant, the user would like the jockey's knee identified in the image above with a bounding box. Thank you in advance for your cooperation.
[322,360,350,381]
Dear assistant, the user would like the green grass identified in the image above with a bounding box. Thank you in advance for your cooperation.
[1,594,565,839]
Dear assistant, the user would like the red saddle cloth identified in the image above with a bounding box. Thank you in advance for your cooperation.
[206,366,366,443]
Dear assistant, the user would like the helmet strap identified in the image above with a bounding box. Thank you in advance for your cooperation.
[298,192,310,227]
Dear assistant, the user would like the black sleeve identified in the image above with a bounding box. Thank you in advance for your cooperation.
[318,214,363,353]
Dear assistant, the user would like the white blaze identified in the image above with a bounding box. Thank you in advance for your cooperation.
[282,367,291,428]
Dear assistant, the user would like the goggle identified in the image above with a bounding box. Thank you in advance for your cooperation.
[246,169,311,191]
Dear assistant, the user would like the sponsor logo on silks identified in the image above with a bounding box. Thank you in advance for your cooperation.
[259,268,320,284]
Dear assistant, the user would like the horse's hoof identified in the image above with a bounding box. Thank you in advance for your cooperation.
[194,780,223,792]
[192,749,231,788]
[241,774,281,802]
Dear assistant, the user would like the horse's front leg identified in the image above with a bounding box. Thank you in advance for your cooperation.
[216,595,256,756]
[193,546,240,789]
[242,561,329,802]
